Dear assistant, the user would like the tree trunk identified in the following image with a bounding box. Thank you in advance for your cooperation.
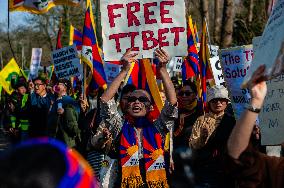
[43,16,54,51]
[62,6,70,47]
[213,0,222,44]
[221,0,235,48]
[94,0,102,47]
[248,0,254,24]
[201,0,209,22]
[265,0,278,18]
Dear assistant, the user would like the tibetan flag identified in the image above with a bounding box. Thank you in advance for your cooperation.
[9,0,81,14]
[194,22,199,43]
[125,59,163,113]
[125,60,147,91]
[142,59,163,113]
[69,25,83,51]
[182,16,200,82]
[82,0,107,89]
[199,21,214,110]
[0,58,21,95]
[56,25,62,49]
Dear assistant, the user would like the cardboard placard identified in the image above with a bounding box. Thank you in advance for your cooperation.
[209,56,225,86]
[51,45,83,80]
[104,62,122,83]
[260,74,284,145]
[172,57,183,72]
[243,0,284,85]
[29,48,42,80]
[100,0,187,61]
[220,45,254,119]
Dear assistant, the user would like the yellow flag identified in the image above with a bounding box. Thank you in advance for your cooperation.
[0,58,21,95]
[188,16,197,45]
[69,25,75,46]
[142,59,164,112]
[9,0,81,14]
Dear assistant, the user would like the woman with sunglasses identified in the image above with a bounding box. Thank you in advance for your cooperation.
[188,85,236,188]
[90,48,178,187]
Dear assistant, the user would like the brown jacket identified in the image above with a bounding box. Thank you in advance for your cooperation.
[226,145,284,188]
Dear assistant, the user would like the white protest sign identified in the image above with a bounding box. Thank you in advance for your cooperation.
[252,36,262,51]
[51,45,83,80]
[196,43,219,57]
[100,0,187,61]
[173,57,183,72]
[243,0,284,85]
[104,62,122,83]
[260,74,284,145]
[209,56,225,86]
[220,45,254,119]
[29,48,42,80]
[209,45,219,57]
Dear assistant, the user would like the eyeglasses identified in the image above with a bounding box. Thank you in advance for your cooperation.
[210,98,228,104]
[178,91,194,96]
[58,82,68,88]
[35,83,44,87]
[127,96,150,103]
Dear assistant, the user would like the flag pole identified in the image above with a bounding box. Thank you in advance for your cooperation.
[21,43,25,69]
[0,51,3,69]
[83,62,87,100]
[7,0,17,62]
[204,17,213,57]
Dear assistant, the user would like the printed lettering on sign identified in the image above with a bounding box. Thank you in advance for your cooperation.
[101,0,187,61]
[260,74,284,145]
[51,45,83,80]
[220,45,253,119]
[209,56,225,86]
[173,57,183,72]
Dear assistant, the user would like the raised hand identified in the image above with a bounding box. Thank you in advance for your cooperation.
[28,81,34,91]
[248,65,268,108]
[154,48,170,68]
[79,94,89,113]
[102,128,112,145]
[121,48,138,71]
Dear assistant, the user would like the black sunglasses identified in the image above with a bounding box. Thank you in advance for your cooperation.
[178,91,194,96]
[127,96,150,103]
[210,98,228,104]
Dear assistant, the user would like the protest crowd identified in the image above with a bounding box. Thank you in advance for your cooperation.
[1,0,284,188]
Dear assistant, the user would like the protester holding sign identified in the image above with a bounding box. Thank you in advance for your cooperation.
[90,48,177,187]
[226,65,284,188]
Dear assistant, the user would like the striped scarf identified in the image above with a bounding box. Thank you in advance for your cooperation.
[120,117,168,188]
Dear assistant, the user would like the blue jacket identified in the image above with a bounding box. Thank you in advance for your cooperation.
[28,92,54,137]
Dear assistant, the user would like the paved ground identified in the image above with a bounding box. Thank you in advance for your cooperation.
[0,128,10,152]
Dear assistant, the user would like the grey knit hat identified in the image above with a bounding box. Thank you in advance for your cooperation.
[207,85,230,102]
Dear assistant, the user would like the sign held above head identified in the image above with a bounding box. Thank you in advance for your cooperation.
[242,0,284,87]
[100,0,187,61]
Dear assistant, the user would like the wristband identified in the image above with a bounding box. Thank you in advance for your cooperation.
[245,104,261,113]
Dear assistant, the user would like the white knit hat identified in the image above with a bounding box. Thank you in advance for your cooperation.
[207,85,230,102]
